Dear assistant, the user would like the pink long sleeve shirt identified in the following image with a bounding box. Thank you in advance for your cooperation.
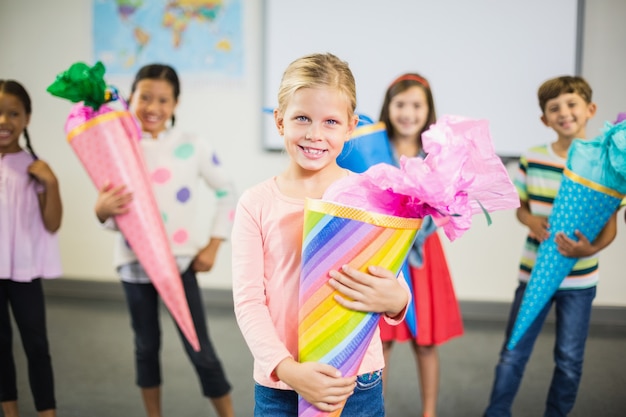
[232,177,407,390]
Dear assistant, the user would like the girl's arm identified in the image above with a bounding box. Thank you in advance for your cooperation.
[94,182,132,224]
[29,160,62,233]
[198,139,238,241]
[195,139,237,272]
[231,194,293,377]
[192,237,223,272]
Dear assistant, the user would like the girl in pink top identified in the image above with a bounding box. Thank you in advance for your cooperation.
[0,80,62,417]
[232,53,410,416]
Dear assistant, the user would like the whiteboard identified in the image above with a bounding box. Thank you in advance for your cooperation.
[262,0,580,155]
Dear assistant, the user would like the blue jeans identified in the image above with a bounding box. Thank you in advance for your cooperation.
[484,282,596,417]
[254,370,384,416]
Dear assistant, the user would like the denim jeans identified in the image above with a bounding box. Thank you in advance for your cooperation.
[254,370,384,416]
[484,282,596,417]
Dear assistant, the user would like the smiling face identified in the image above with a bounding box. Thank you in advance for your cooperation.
[388,86,430,141]
[0,92,30,154]
[275,86,357,174]
[129,79,177,138]
[541,92,596,141]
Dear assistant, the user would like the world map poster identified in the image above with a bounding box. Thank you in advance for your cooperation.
[93,0,243,78]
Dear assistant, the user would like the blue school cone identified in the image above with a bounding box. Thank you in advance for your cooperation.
[337,115,394,173]
[508,121,626,350]
[336,115,418,337]
[506,169,623,350]
[400,261,418,337]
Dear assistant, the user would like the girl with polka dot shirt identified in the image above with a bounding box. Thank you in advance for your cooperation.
[94,64,236,417]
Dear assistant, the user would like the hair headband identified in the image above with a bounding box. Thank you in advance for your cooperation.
[390,74,429,89]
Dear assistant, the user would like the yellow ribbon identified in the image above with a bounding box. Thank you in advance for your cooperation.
[563,168,625,199]
[305,198,422,230]
[66,110,129,143]
[349,121,386,139]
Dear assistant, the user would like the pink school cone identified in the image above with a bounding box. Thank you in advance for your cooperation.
[67,110,200,351]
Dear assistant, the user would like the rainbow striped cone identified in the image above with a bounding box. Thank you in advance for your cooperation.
[67,110,200,351]
[298,199,422,417]
[507,169,623,350]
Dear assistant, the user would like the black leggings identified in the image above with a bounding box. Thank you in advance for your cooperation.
[121,267,231,398]
[0,279,56,411]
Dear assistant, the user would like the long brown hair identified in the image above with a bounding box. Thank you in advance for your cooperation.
[378,73,436,151]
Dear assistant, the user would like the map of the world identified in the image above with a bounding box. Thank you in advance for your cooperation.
[93,0,243,77]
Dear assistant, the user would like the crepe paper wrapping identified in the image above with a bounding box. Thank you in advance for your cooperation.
[566,121,626,195]
[47,62,108,110]
[507,121,626,350]
[615,113,626,124]
[336,116,418,338]
[298,199,421,417]
[325,115,520,242]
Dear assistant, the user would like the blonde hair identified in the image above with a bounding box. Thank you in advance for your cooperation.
[276,53,357,117]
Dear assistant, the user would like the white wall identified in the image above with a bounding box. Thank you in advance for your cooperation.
[262,0,579,156]
[1,0,624,306]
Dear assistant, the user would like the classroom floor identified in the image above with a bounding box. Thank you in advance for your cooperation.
[5,281,626,417]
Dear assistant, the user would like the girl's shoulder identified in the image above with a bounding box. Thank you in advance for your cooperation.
[3,150,37,168]
[240,178,277,201]
[151,128,215,157]
[161,127,200,143]
[240,177,303,207]
[170,128,218,153]
[237,178,304,224]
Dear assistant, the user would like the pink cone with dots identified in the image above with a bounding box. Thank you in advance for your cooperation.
[66,106,200,351]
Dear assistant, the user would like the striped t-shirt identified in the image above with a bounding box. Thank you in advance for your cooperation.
[514,144,599,289]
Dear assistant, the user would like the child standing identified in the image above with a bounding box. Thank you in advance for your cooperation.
[0,80,62,417]
[377,73,463,417]
[94,64,236,417]
[231,53,410,417]
[483,75,619,417]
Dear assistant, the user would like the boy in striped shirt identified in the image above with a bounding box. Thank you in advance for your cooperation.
[484,76,619,417]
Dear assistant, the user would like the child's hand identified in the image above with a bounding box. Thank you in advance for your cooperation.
[28,160,58,189]
[192,238,222,272]
[275,358,356,413]
[527,215,550,242]
[94,182,133,223]
[555,230,593,258]
[328,264,409,318]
